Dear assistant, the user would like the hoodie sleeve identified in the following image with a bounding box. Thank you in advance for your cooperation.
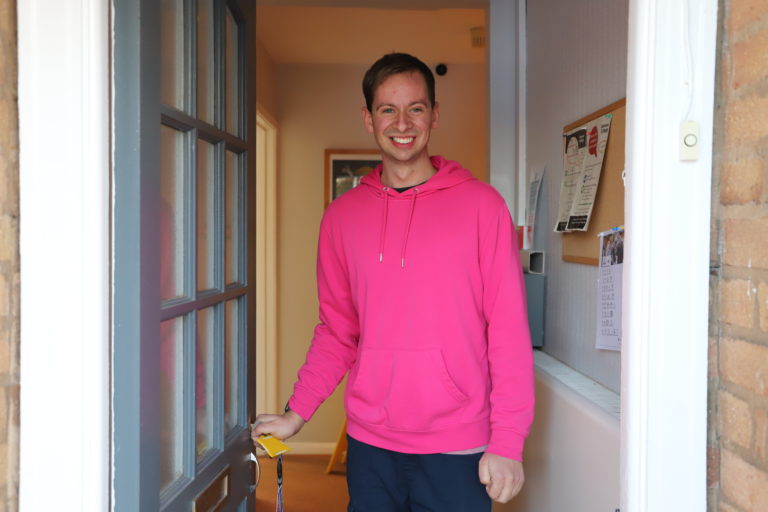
[288,215,359,421]
[479,200,535,461]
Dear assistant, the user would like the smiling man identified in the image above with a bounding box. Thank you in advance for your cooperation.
[252,53,534,512]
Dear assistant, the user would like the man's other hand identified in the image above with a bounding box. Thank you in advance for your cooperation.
[478,452,525,503]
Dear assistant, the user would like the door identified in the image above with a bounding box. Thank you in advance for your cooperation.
[113,0,257,510]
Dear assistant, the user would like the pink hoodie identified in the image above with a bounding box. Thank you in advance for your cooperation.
[288,156,534,461]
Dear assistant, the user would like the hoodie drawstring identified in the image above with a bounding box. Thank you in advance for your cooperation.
[378,188,389,263]
[378,187,418,269]
[400,189,418,268]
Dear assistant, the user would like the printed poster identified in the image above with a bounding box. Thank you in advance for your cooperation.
[554,113,612,232]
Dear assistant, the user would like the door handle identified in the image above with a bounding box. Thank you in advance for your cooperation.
[248,451,260,494]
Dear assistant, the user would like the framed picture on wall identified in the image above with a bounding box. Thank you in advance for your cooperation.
[324,149,382,208]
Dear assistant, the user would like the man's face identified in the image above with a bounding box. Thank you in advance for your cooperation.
[362,71,439,167]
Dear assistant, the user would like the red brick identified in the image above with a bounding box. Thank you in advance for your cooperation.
[724,93,768,150]
[756,408,768,462]
[718,501,739,512]
[719,390,753,448]
[729,0,768,34]
[724,218,768,270]
[721,448,768,510]
[0,273,7,319]
[710,336,720,379]
[759,282,768,332]
[732,28,768,90]
[720,158,763,204]
[720,338,768,396]
[720,279,755,328]
[709,443,721,488]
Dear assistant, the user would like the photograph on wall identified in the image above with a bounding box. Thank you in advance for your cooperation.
[596,226,623,351]
[324,149,381,208]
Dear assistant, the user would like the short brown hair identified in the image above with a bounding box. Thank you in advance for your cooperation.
[362,53,435,111]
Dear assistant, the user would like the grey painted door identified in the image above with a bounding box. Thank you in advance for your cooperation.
[113,1,257,510]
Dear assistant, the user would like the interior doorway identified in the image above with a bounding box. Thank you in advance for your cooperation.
[255,110,279,416]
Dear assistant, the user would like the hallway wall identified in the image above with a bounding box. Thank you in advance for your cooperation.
[494,353,619,512]
[709,1,768,510]
[275,61,488,447]
[526,0,628,393]
[256,37,277,120]
[0,1,19,509]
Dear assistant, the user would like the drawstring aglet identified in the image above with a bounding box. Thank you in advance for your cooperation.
[401,258,405,269]
[379,253,383,263]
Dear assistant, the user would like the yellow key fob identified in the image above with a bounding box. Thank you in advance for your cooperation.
[256,434,291,458]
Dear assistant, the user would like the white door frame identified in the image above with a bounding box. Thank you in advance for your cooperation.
[18,1,110,510]
[622,0,717,509]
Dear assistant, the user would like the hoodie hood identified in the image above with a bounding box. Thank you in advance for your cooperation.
[358,156,476,268]
[359,155,475,197]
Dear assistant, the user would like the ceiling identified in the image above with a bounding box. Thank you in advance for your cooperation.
[256,1,488,65]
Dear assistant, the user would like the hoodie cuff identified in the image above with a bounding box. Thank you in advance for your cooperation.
[486,430,526,462]
[286,395,316,423]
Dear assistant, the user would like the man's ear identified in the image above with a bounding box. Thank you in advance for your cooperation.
[431,102,440,128]
[362,106,374,134]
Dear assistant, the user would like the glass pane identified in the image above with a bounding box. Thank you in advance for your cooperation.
[197,0,215,124]
[196,306,216,461]
[225,150,242,284]
[160,125,187,300]
[225,8,240,135]
[160,316,185,491]
[197,139,216,291]
[225,298,241,433]
[161,0,186,110]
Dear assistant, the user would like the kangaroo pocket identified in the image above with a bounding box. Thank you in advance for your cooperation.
[347,347,470,432]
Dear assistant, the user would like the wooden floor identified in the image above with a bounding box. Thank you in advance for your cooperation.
[255,455,348,511]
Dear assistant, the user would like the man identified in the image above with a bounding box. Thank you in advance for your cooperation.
[252,53,534,511]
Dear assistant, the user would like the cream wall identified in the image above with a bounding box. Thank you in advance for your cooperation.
[276,62,488,446]
[256,37,277,120]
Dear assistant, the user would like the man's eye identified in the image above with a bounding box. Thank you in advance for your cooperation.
[380,108,395,114]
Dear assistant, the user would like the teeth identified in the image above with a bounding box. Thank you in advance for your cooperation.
[392,136,414,144]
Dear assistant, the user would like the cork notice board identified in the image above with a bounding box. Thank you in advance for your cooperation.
[561,99,626,265]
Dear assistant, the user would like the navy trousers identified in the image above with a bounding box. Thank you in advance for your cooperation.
[346,436,492,512]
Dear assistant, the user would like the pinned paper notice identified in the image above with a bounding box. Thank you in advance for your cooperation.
[596,226,623,351]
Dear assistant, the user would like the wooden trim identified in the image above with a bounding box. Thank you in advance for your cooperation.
[562,255,598,266]
[563,97,626,133]
[256,111,279,416]
[285,442,336,455]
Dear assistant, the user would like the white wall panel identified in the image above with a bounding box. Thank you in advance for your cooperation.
[526,0,629,392]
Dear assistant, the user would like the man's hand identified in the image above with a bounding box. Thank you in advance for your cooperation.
[250,410,306,444]
[478,452,525,503]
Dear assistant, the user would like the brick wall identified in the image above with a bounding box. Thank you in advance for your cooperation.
[710,0,768,510]
[0,1,18,511]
